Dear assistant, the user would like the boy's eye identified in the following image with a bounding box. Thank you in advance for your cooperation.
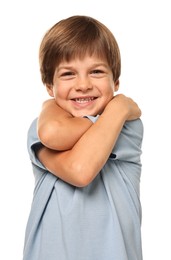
[91,69,104,74]
[90,69,106,78]
[61,71,74,77]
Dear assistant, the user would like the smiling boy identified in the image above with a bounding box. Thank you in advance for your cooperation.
[23,15,143,260]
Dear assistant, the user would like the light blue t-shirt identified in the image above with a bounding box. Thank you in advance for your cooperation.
[23,116,143,260]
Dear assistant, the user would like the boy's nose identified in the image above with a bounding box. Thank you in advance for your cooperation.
[75,77,93,92]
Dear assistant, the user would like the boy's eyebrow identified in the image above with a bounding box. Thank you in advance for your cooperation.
[90,62,109,68]
[57,62,109,71]
[56,66,74,71]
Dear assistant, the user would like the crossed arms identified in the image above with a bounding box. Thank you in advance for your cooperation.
[37,95,141,187]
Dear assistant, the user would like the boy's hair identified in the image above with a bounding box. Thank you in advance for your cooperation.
[39,15,121,85]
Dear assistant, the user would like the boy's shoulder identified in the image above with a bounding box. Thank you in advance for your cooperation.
[124,118,144,135]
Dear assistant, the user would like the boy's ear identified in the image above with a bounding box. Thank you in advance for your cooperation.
[46,84,54,97]
[114,79,119,92]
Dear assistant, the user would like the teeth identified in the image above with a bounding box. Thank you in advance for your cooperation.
[75,97,95,103]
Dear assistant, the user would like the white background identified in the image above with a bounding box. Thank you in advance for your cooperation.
[0,0,170,259]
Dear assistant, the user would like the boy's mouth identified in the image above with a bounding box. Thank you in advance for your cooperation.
[72,97,97,104]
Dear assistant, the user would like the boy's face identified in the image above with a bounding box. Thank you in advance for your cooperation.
[46,55,119,117]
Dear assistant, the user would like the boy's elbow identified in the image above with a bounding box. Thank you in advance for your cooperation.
[38,122,59,149]
[38,124,50,147]
[75,176,92,188]
[69,161,95,187]
[38,121,72,151]
[73,176,93,188]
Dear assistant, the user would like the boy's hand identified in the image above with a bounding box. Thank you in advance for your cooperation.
[105,94,141,121]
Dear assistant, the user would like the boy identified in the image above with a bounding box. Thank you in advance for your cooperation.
[23,15,143,260]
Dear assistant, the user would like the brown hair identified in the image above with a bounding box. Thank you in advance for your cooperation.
[39,15,121,85]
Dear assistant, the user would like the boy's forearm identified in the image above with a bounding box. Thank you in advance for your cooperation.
[63,103,127,185]
[37,99,93,150]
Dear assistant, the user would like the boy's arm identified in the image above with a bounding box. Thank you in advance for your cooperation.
[37,94,141,187]
[37,99,93,151]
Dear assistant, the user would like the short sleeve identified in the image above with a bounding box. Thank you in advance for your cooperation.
[27,118,46,170]
[111,118,144,164]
